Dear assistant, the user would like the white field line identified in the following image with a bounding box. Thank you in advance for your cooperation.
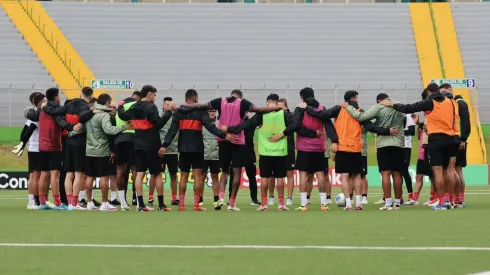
[0,243,490,251]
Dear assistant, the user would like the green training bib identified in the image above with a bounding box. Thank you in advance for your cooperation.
[115,101,136,134]
[258,110,287,157]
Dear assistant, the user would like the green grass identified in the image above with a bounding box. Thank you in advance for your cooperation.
[1,187,490,275]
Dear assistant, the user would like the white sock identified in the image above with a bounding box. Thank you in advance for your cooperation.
[345,198,352,208]
[111,191,117,201]
[300,192,307,207]
[320,193,327,205]
[28,194,34,205]
[394,199,401,206]
[79,191,85,200]
[356,195,362,207]
[385,198,392,207]
[118,190,127,206]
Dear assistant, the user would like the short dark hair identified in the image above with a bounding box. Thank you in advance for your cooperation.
[454,95,463,100]
[426,83,439,94]
[231,89,243,99]
[163,97,173,102]
[185,89,198,99]
[439,83,452,90]
[46,88,59,101]
[300,87,314,100]
[29,92,40,105]
[97,93,112,105]
[132,91,141,97]
[90,98,97,104]
[81,87,93,98]
[421,89,428,100]
[33,94,45,107]
[64,99,72,106]
[279,98,288,107]
[376,93,389,102]
[266,93,279,102]
[140,85,157,98]
[344,90,358,101]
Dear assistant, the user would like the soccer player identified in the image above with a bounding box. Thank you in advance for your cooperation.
[201,109,222,208]
[157,97,180,206]
[83,94,130,211]
[161,89,235,211]
[278,98,296,206]
[380,83,460,210]
[360,126,369,204]
[119,85,174,212]
[181,89,279,211]
[343,92,405,210]
[271,87,338,211]
[402,113,416,204]
[113,91,140,209]
[42,87,93,210]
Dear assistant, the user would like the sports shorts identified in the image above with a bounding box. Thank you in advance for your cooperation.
[259,155,287,178]
[219,141,247,169]
[286,150,296,171]
[39,151,62,172]
[161,154,178,174]
[179,152,204,173]
[108,156,117,176]
[202,159,221,174]
[134,149,161,175]
[377,146,405,172]
[28,152,42,173]
[335,151,362,175]
[324,157,329,173]
[114,142,135,166]
[403,148,411,167]
[64,145,85,172]
[361,156,368,176]
[427,135,458,167]
[84,156,111,178]
[295,150,327,174]
[456,143,467,168]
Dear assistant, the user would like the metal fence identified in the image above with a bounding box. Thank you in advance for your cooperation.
[0,85,487,126]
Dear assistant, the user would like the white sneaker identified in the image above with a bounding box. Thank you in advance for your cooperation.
[27,204,39,210]
[307,199,311,205]
[428,200,440,207]
[256,205,268,211]
[278,205,289,211]
[46,201,56,208]
[86,202,98,211]
[379,205,393,211]
[325,199,332,205]
[403,199,419,205]
[286,198,293,206]
[68,204,86,211]
[120,205,131,211]
[374,198,385,205]
[227,205,240,212]
[268,197,275,206]
[361,197,368,205]
[99,203,118,212]
[250,201,260,206]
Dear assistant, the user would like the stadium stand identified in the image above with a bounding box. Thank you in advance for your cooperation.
[452,3,490,123]
[42,3,422,108]
[0,5,56,126]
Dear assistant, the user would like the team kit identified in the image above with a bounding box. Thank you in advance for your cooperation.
[14,82,470,212]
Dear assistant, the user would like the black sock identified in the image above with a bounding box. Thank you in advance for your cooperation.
[213,195,219,202]
[327,196,331,200]
[200,196,203,203]
[34,195,40,206]
[137,196,145,208]
[362,194,367,198]
[307,195,310,200]
[158,195,164,208]
[350,194,353,200]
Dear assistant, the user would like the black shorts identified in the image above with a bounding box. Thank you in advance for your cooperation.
[286,150,296,171]
[202,160,221,174]
[161,154,178,174]
[28,152,42,173]
[108,158,117,176]
[84,156,111,178]
[324,157,329,173]
[179,152,204,173]
[245,148,257,166]
[114,142,134,166]
[416,158,432,177]
[219,141,247,169]
[259,155,287,178]
[296,150,327,174]
[135,149,161,175]
[377,146,405,172]
[403,148,411,167]
[39,151,62,171]
[64,145,85,172]
[361,156,368,176]
[456,144,467,167]
[335,151,362,175]
[427,144,458,167]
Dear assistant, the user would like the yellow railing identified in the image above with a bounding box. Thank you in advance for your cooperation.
[17,0,86,88]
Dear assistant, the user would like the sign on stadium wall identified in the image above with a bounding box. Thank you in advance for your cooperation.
[1,165,489,190]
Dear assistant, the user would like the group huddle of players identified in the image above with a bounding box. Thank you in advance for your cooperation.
[14,81,470,212]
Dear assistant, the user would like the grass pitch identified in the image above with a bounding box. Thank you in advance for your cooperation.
[0,187,489,275]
